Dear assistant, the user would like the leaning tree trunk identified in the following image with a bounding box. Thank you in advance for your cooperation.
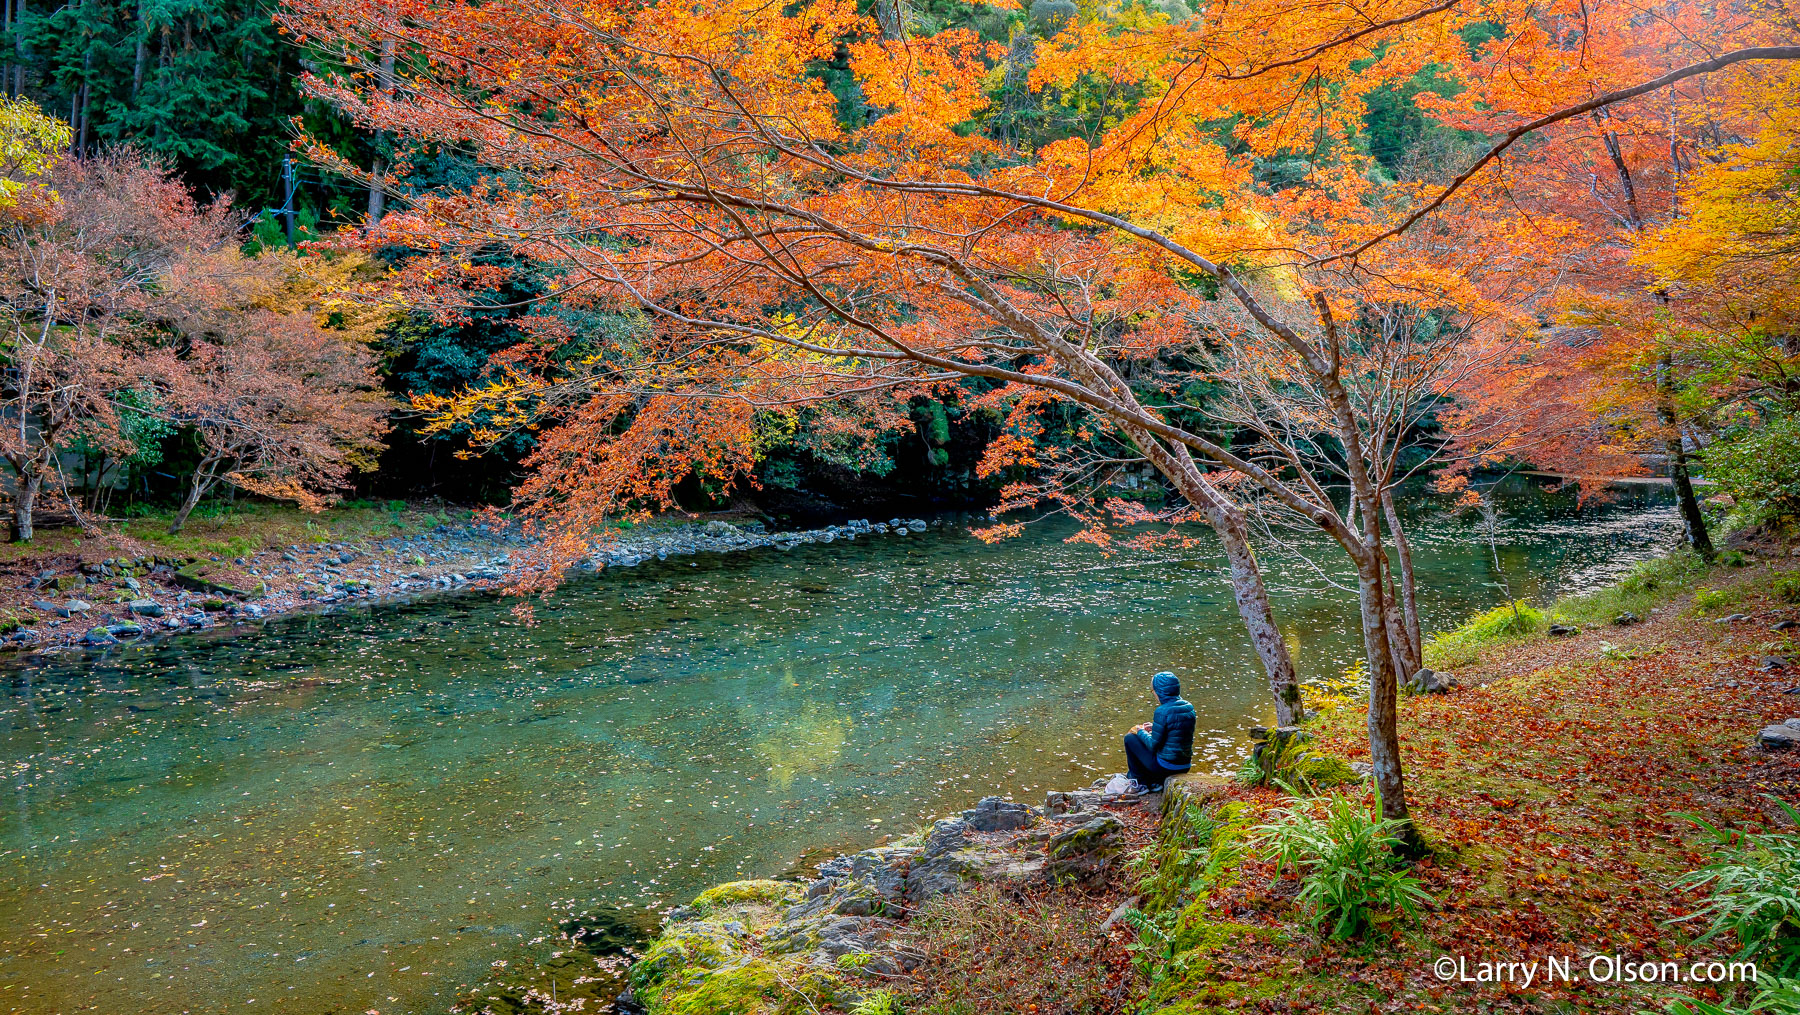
[1047,337,1307,726]
[10,469,39,542]
[1308,311,1417,846]
[168,465,218,534]
[1140,439,1306,726]
[1211,501,1306,725]
[1656,353,1713,558]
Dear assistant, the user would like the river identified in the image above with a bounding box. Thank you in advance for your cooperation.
[0,483,1676,1014]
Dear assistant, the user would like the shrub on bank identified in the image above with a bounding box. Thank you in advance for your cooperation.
[1673,800,1800,978]
[1550,549,1730,629]
[1706,415,1800,527]
[1255,794,1430,941]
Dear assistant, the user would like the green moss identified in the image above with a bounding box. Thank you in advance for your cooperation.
[1128,799,1296,1012]
[633,941,844,1015]
[1286,753,1358,790]
[689,879,804,915]
[648,959,780,1015]
[1237,732,1359,794]
[631,924,741,991]
[1134,799,1253,916]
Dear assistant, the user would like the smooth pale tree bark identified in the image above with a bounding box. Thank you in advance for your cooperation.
[8,468,38,542]
[1382,488,1424,668]
[1214,504,1307,724]
[1149,440,1307,726]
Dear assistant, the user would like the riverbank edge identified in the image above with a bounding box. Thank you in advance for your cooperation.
[609,538,1800,1015]
[607,781,1164,1015]
[0,513,955,657]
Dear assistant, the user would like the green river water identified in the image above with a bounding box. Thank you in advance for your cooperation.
[0,485,1676,1014]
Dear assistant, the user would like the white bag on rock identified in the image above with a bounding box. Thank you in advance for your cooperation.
[1104,773,1136,796]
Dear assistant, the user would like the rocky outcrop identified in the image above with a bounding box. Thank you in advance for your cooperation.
[625,788,1130,1015]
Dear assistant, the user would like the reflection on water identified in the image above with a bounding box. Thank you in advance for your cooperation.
[0,485,1674,1013]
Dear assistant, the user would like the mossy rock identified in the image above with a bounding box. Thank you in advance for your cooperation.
[759,920,824,956]
[1163,772,1231,809]
[1046,816,1122,859]
[1288,753,1358,788]
[174,562,263,599]
[645,957,843,1015]
[690,879,804,915]
[631,921,842,1015]
[631,924,742,991]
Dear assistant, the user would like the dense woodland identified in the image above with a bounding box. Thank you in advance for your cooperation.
[7,0,1788,539]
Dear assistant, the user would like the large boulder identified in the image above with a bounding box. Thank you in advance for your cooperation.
[961,796,1036,832]
[1044,815,1125,882]
[1404,668,1452,694]
[1757,719,1800,751]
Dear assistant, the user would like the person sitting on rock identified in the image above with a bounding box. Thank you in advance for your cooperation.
[1123,671,1195,791]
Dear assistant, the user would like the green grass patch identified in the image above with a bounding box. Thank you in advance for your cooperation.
[1549,549,1711,627]
[1423,600,1545,668]
[0,501,455,564]
[1419,550,1727,670]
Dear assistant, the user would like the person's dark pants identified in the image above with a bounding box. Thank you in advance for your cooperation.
[1123,734,1187,789]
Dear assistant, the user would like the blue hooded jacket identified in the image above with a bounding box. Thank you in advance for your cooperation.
[1137,671,1195,769]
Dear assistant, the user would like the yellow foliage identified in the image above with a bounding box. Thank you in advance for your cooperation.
[1636,68,1800,334]
[256,249,398,345]
[0,98,70,207]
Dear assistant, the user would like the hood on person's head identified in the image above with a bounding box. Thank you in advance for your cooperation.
[1152,671,1181,703]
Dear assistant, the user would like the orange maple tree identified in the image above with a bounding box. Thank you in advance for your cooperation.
[283,0,1799,833]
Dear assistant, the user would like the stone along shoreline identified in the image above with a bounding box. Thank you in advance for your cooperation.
[2,515,953,653]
